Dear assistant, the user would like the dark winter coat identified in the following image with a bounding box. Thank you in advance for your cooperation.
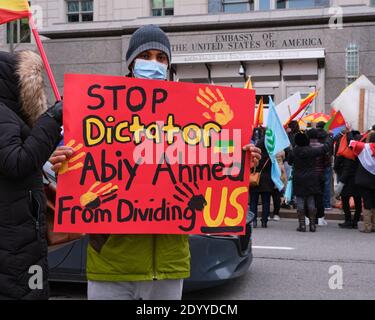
[355,162,375,191]
[334,156,361,197]
[251,138,274,193]
[288,137,333,197]
[0,51,61,299]
[310,139,326,175]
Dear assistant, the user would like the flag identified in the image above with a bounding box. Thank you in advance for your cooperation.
[350,141,375,175]
[0,0,30,24]
[214,140,234,154]
[254,97,264,127]
[284,91,318,127]
[336,134,356,160]
[284,171,293,204]
[265,97,291,191]
[329,108,336,117]
[275,92,302,125]
[299,91,318,110]
[324,111,346,137]
[244,76,253,89]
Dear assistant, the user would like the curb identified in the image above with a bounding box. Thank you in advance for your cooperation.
[277,209,345,221]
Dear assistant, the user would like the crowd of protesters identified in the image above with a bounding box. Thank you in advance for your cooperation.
[250,120,375,233]
[0,23,374,301]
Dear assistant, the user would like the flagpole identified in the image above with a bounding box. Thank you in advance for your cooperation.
[29,15,61,101]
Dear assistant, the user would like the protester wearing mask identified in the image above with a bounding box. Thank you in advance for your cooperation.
[49,25,261,300]
[0,51,63,299]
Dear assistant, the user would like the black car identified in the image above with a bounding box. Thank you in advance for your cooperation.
[48,211,254,292]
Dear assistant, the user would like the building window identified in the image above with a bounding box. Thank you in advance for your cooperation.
[7,18,30,44]
[346,43,359,85]
[256,95,274,108]
[151,0,174,16]
[67,0,93,22]
[276,0,329,9]
[222,0,254,13]
[259,0,271,10]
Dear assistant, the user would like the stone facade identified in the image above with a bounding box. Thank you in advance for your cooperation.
[0,1,374,113]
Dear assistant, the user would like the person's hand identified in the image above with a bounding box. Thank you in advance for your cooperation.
[242,144,262,168]
[334,181,345,197]
[49,146,74,174]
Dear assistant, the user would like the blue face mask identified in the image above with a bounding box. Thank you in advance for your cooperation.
[133,59,168,80]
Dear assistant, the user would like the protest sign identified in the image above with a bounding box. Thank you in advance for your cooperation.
[55,74,255,235]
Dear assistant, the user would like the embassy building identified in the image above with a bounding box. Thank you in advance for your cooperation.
[1,0,375,113]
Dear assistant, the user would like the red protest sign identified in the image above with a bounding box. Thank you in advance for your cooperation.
[55,74,255,235]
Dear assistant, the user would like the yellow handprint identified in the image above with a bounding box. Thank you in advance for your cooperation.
[196,87,234,126]
[58,140,86,175]
[80,181,119,208]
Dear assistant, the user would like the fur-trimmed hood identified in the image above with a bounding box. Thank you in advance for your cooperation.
[0,50,47,127]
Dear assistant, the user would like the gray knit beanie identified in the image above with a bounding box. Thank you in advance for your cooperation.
[126,25,171,72]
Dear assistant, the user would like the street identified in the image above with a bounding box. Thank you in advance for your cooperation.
[50,218,375,300]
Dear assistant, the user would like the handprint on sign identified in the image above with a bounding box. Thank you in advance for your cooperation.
[58,140,86,175]
[80,182,119,209]
[196,87,234,126]
[173,182,207,212]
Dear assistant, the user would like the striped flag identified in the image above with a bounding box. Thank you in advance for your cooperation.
[244,76,253,89]
[214,140,234,154]
[350,141,375,175]
[254,96,264,127]
[324,111,347,137]
[299,91,318,110]
[0,0,30,24]
[284,91,318,127]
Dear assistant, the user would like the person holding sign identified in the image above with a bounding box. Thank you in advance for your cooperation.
[0,51,63,300]
[49,25,261,300]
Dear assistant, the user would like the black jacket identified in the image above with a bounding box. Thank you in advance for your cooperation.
[250,138,274,193]
[289,137,333,197]
[0,51,61,299]
[334,156,360,197]
[355,162,375,191]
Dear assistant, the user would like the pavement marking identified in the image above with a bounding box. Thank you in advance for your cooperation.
[253,246,295,250]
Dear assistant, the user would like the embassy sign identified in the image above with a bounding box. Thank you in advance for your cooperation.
[170,30,323,54]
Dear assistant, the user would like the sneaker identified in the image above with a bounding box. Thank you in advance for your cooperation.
[305,217,310,226]
[273,215,281,221]
[318,218,328,226]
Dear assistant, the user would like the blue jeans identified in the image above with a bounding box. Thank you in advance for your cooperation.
[324,166,333,208]
[250,192,271,222]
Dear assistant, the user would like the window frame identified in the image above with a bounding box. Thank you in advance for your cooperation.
[345,43,359,86]
[222,0,255,13]
[256,94,275,109]
[275,0,329,9]
[6,18,31,44]
[151,0,174,16]
[66,0,94,23]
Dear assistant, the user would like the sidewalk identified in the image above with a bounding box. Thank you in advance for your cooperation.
[272,207,345,220]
